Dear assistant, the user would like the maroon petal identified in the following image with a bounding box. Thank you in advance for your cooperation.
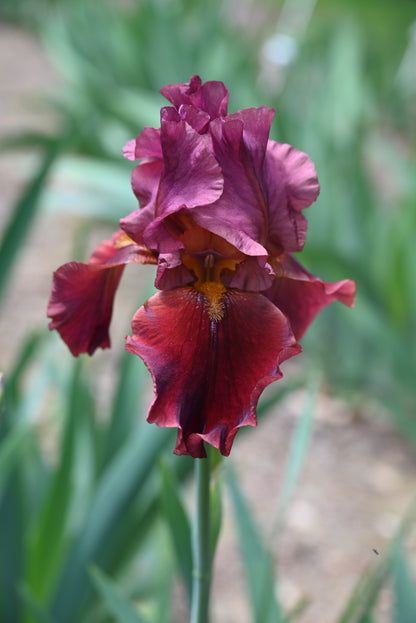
[47,233,155,356]
[126,287,301,457]
[265,253,356,340]
[264,141,320,254]
[160,75,229,119]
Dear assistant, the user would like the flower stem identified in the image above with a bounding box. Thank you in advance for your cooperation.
[190,449,212,623]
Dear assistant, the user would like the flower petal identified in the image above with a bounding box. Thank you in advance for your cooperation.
[141,116,224,251]
[190,109,276,257]
[156,114,224,216]
[122,127,162,161]
[264,141,320,254]
[126,287,301,457]
[48,233,155,356]
[265,253,356,339]
[160,75,229,119]
[120,161,163,245]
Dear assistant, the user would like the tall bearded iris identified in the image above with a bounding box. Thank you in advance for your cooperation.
[48,75,355,458]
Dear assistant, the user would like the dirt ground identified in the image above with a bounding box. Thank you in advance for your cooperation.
[1,23,416,623]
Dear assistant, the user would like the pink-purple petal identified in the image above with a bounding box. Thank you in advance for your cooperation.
[264,141,320,254]
[122,127,162,161]
[160,75,229,119]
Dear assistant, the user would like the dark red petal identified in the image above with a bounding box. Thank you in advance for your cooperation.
[126,287,301,457]
[265,253,356,339]
[48,234,153,356]
[48,261,124,356]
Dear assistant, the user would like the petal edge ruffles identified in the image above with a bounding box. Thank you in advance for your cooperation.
[126,287,301,457]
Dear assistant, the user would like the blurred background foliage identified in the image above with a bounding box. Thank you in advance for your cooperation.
[0,0,416,621]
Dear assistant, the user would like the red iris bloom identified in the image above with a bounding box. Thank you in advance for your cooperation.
[48,76,355,458]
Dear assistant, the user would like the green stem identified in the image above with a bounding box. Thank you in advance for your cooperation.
[190,449,212,623]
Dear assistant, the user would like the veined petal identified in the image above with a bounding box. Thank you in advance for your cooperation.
[191,113,272,257]
[264,141,320,254]
[265,253,356,339]
[157,114,223,216]
[126,287,301,458]
[47,233,155,356]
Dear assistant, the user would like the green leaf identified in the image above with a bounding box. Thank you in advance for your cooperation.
[159,460,193,603]
[0,424,31,502]
[89,566,148,623]
[270,378,318,541]
[0,125,74,301]
[226,466,284,623]
[18,585,54,623]
[210,473,223,556]
[392,541,416,623]
[103,348,148,467]
[51,424,172,623]
[27,358,93,601]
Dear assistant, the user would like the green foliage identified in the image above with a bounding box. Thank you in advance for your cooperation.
[1,0,416,621]
[227,466,284,623]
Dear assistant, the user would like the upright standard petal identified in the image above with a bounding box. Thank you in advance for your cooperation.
[48,233,156,356]
[191,112,272,257]
[263,141,320,255]
[126,287,301,458]
[160,75,229,120]
[265,253,356,340]
[141,116,224,252]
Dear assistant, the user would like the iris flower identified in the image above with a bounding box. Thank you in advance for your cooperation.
[48,76,355,458]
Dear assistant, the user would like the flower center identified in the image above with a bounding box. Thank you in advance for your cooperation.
[182,252,240,322]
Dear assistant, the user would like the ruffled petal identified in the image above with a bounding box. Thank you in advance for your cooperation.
[141,116,224,251]
[48,233,155,356]
[122,127,162,161]
[156,113,224,216]
[126,287,301,457]
[265,254,356,339]
[264,141,320,254]
[189,109,277,257]
[160,75,229,120]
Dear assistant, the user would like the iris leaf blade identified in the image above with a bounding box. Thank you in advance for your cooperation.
[226,466,284,623]
[89,566,148,623]
[159,460,193,603]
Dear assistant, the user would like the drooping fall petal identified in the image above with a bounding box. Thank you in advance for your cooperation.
[126,287,301,457]
[48,233,156,356]
[265,253,356,340]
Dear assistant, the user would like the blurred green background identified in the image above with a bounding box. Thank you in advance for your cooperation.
[1,0,416,622]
